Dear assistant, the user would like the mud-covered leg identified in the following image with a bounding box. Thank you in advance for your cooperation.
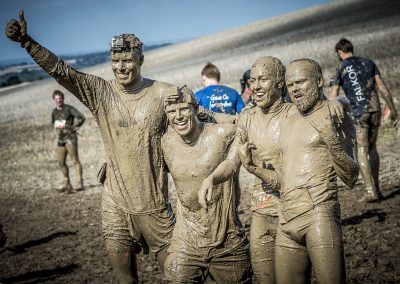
[65,139,83,189]
[250,213,278,283]
[306,213,345,284]
[106,239,139,284]
[356,125,379,201]
[275,245,310,284]
[156,245,169,275]
[369,126,381,198]
[56,145,72,192]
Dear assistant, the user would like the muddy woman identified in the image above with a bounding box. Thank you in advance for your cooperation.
[5,10,230,283]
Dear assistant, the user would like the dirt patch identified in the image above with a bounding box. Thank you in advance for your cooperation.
[0,124,399,283]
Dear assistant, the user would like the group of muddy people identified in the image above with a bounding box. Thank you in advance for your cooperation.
[4,10,399,284]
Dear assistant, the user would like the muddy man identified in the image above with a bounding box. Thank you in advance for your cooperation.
[199,56,347,284]
[274,58,359,284]
[5,10,231,284]
[161,86,251,283]
[51,89,85,193]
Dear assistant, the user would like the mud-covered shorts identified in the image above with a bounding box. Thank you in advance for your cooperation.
[101,192,175,255]
[164,236,252,283]
[276,202,343,251]
[354,111,381,147]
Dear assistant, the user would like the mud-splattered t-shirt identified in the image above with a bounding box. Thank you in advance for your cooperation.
[332,56,381,117]
[236,101,298,216]
[41,57,178,214]
[161,123,245,249]
[51,104,85,143]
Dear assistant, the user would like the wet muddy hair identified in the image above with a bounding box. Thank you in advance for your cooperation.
[110,33,143,55]
[52,89,64,99]
[289,58,323,81]
[252,56,285,86]
[201,62,221,82]
[166,85,199,109]
[335,38,353,53]
[240,69,251,95]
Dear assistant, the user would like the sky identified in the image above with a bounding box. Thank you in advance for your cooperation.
[1,0,333,62]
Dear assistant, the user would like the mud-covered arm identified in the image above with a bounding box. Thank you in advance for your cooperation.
[23,37,105,112]
[70,106,86,128]
[330,85,340,99]
[236,110,281,190]
[197,106,236,124]
[206,136,241,184]
[375,74,398,126]
[308,104,359,187]
[198,131,241,209]
[323,132,359,187]
[5,11,105,113]
[240,141,281,191]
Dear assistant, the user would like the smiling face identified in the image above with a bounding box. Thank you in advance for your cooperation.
[111,51,143,86]
[285,61,323,113]
[249,63,281,108]
[53,94,64,109]
[165,102,199,142]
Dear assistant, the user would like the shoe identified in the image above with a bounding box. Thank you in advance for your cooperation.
[76,180,85,191]
[358,187,380,203]
[59,178,73,193]
[358,193,380,203]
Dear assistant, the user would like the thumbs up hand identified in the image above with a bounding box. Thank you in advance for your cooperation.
[5,10,28,44]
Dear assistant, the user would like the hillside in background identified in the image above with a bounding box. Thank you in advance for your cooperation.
[1,0,400,283]
[0,43,170,88]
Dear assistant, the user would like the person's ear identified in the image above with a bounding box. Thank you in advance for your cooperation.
[139,54,144,66]
[317,76,324,88]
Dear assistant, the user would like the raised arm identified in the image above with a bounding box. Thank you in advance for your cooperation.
[5,10,106,112]
[375,74,399,127]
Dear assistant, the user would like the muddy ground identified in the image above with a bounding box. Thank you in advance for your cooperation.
[0,99,399,284]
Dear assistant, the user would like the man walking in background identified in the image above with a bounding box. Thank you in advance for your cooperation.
[195,62,245,115]
[330,38,399,202]
[51,89,85,193]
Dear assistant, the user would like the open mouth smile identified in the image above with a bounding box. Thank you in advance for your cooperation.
[174,120,188,129]
[255,92,265,101]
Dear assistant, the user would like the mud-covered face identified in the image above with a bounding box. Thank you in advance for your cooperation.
[53,94,64,109]
[165,103,198,140]
[111,52,143,86]
[249,64,281,108]
[286,66,320,113]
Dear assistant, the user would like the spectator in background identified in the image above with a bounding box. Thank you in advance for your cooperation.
[195,62,245,115]
[330,38,399,203]
[52,90,85,193]
[240,69,253,105]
